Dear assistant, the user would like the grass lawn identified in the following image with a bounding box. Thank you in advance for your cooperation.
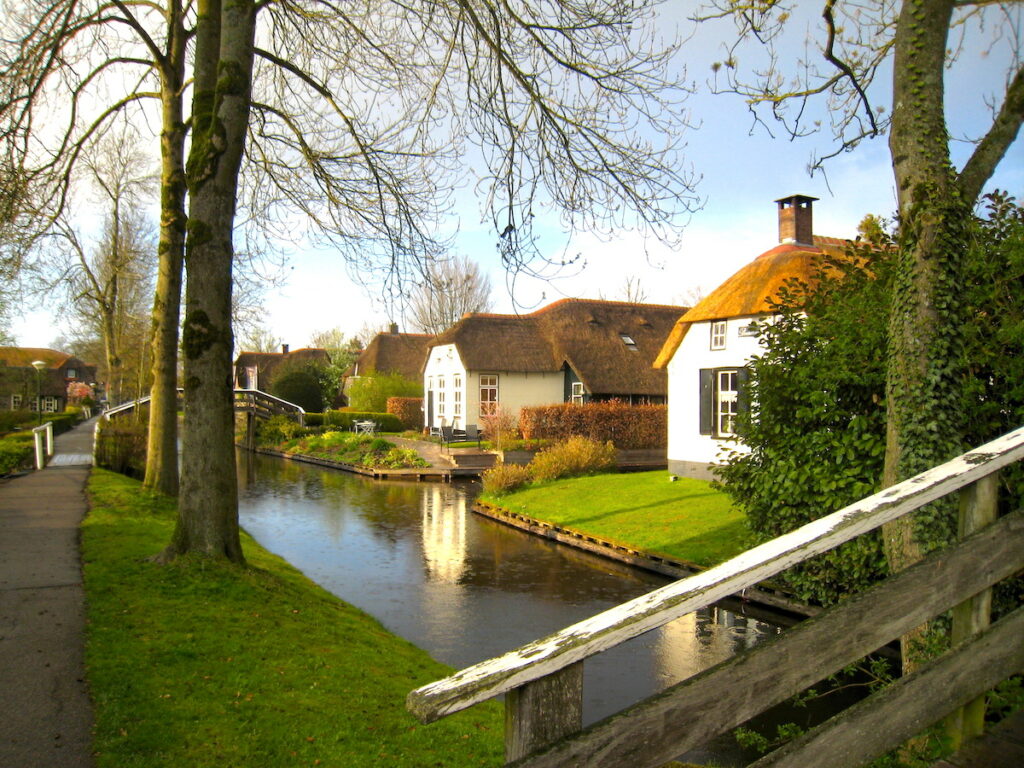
[479,471,749,567]
[83,469,502,767]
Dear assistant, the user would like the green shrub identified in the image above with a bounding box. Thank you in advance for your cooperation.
[528,436,616,482]
[0,436,34,474]
[481,462,533,495]
[256,414,305,445]
[304,412,324,427]
[362,447,428,469]
[386,396,423,430]
[519,401,666,449]
[269,369,323,412]
[0,409,34,435]
[347,370,422,412]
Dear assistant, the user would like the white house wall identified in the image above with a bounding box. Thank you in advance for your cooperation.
[667,316,764,479]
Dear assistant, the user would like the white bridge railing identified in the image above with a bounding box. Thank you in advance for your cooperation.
[102,388,304,425]
[407,427,1024,766]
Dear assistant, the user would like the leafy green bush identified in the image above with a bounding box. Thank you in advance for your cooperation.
[269,369,323,412]
[304,412,324,427]
[347,370,422,413]
[481,462,533,495]
[529,436,616,482]
[0,436,34,474]
[256,414,305,445]
[0,409,34,434]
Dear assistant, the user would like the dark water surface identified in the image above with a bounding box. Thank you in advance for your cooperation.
[237,452,781,762]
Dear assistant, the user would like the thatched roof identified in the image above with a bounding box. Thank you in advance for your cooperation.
[654,235,850,369]
[0,347,75,369]
[0,347,97,397]
[346,332,434,380]
[429,299,688,397]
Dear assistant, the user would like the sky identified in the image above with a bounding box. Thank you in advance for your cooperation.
[10,6,1024,352]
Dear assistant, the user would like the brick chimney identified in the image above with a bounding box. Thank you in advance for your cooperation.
[775,194,818,246]
[389,322,399,334]
[281,344,289,354]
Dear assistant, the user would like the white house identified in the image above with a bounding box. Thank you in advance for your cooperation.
[422,299,687,432]
[654,195,849,480]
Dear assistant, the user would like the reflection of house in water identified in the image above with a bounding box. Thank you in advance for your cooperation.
[420,486,468,583]
[655,606,777,686]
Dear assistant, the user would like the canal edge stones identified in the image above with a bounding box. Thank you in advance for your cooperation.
[471,500,818,621]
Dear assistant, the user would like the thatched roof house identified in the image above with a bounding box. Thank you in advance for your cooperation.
[422,299,687,430]
[233,345,330,391]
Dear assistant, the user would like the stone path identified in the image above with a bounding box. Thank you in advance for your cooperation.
[0,419,96,768]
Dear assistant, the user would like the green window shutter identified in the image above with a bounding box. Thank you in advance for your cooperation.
[699,368,714,435]
[736,367,751,436]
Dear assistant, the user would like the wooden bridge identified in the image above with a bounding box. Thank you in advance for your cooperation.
[103,388,305,425]
[407,427,1024,767]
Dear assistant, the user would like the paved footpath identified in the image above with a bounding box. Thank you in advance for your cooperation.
[0,419,96,768]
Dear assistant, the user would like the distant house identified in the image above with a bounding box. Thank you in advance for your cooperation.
[233,345,330,391]
[653,195,850,480]
[422,298,687,431]
[0,347,98,413]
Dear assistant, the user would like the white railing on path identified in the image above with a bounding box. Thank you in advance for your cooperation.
[31,421,54,470]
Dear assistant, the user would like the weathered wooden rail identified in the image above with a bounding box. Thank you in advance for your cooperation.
[102,388,304,426]
[407,427,1024,766]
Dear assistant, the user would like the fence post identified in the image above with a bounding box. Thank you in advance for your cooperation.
[504,662,584,763]
[45,422,54,455]
[946,471,998,748]
[33,429,45,469]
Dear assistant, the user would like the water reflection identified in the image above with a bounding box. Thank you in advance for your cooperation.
[238,451,780,754]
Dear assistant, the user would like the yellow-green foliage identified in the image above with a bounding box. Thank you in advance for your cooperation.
[480,462,533,495]
[529,435,616,482]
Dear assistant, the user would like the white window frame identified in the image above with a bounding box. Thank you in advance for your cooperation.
[66,367,77,378]
[716,369,739,437]
[479,374,498,416]
[436,377,446,419]
[571,381,585,405]
[11,394,22,409]
[710,320,727,351]
[43,396,59,413]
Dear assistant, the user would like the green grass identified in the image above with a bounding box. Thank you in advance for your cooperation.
[479,471,749,567]
[83,469,502,767]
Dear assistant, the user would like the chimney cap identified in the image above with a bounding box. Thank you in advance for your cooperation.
[774,194,819,206]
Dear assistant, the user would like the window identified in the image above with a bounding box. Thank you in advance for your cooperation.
[66,367,77,378]
[710,321,727,350]
[453,375,462,417]
[571,381,585,405]
[11,394,21,409]
[43,396,58,413]
[436,377,446,418]
[479,374,498,416]
[699,367,748,438]
[619,333,639,351]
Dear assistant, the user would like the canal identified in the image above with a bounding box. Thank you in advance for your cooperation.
[237,451,783,764]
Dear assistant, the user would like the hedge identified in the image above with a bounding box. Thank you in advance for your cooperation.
[519,401,667,449]
[0,436,34,474]
[322,409,404,433]
[387,397,423,430]
[94,419,147,480]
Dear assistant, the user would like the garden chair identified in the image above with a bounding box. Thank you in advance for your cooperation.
[440,425,454,450]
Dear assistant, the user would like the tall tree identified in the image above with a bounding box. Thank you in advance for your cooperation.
[407,255,493,334]
[697,0,1023,658]
[162,0,697,563]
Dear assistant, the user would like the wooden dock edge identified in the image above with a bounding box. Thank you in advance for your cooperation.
[472,500,817,620]
[243,446,476,482]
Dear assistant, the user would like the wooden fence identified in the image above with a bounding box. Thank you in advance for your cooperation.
[407,427,1024,766]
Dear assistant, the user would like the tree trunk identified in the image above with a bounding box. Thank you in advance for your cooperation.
[144,0,188,498]
[161,0,255,563]
[883,0,969,668]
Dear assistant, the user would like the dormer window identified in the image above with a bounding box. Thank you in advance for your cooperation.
[66,367,76,378]
[710,321,727,350]
[619,333,639,351]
